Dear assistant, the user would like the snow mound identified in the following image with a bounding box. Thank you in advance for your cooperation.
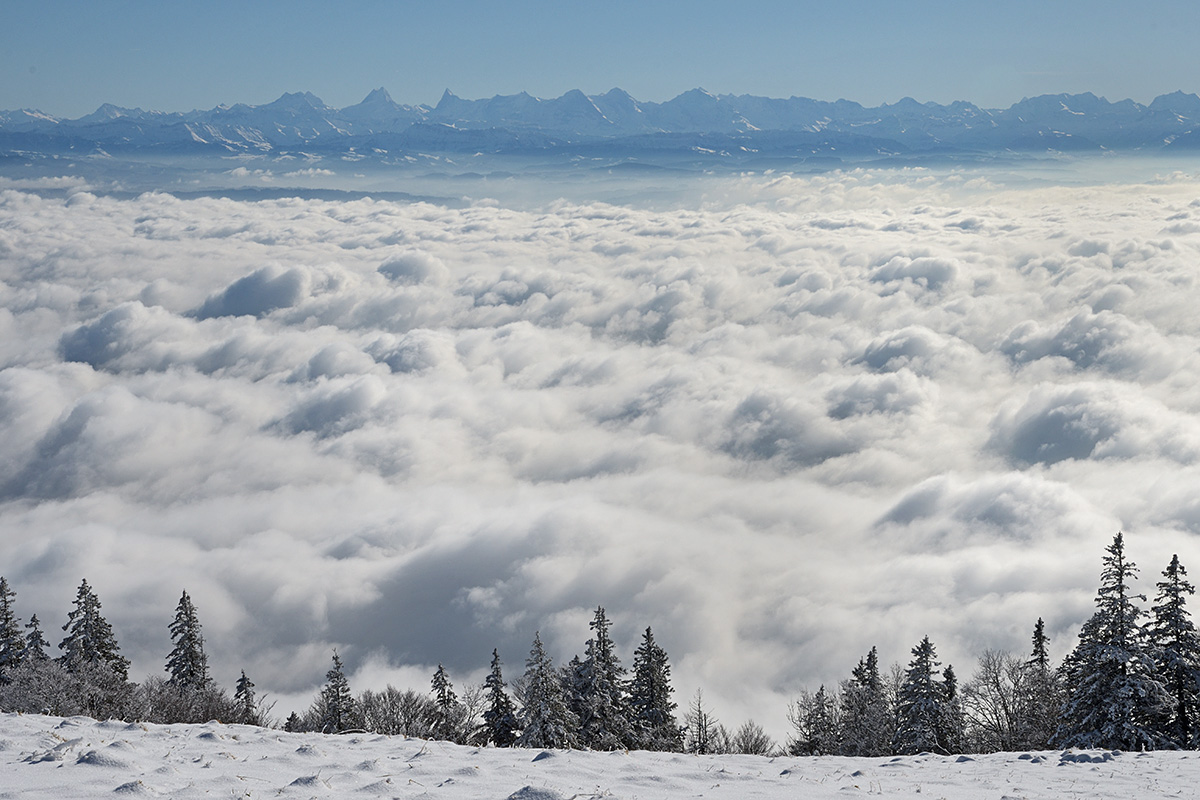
[506,787,565,800]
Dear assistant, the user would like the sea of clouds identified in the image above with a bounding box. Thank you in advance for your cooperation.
[2,161,1200,736]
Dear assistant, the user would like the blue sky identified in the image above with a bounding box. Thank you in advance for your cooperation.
[4,1,1200,116]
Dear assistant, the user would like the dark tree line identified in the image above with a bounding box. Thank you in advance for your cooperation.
[788,532,1200,755]
[5,534,1200,756]
[0,578,268,725]
[286,607,685,752]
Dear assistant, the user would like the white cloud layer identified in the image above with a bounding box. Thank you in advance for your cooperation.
[3,164,1200,735]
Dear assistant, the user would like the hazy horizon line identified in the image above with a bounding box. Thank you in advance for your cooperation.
[9,85,1200,121]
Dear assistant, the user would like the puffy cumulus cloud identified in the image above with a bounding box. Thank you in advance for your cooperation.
[721,391,854,469]
[378,251,450,286]
[194,265,310,319]
[3,164,1200,737]
[877,472,1109,544]
[277,375,388,438]
[825,370,931,420]
[1000,309,1181,379]
[60,302,201,371]
[988,382,1200,467]
[870,255,961,293]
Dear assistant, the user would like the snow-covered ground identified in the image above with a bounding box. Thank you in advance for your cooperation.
[1,712,1196,799]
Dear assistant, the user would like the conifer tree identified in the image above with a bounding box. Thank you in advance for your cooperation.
[1030,617,1050,670]
[627,626,682,751]
[517,631,579,749]
[319,651,357,733]
[165,590,210,690]
[480,649,519,747]
[893,636,945,754]
[24,614,50,662]
[0,577,23,683]
[1017,617,1061,750]
[1055,532,1172,750]
[233,670,262,726]
[431,663,460,742]
[571,606,632,750]
[58,578,129,680]
[937,664,965,754]
[1149,554,1200,747]
[838,646,893,756]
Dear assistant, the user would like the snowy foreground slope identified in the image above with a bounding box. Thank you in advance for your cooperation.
[2,714,1198,800]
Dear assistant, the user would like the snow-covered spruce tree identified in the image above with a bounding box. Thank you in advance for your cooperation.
[1149,554,1200,747]
[166,590,210,690]
[517,631,579,749]
[838,646,893,756]
[1055,532,1172,750]
[787,684,839,755]
[431,663,461,742]
[1056,612,1102,733]
[1016,617,1061,750]
[24,615,50,662]
[233,670,265,726]
[937,664,966,754]
[627,626,682,751]
[563,653,584,713]
[318,651,358,733]
[0,577,23,683]
[3,582,132,719]
[478,649,519,747]
[571,606,633,750]
[893,636,946,754]
[58,578,130,680]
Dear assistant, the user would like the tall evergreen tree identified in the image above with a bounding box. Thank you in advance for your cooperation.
[165,590,210,690]
[0,577,23,683]
[894,636,945,754]
[233,670,262,726]
[318,651,357,733]
[1029,617,1050,670]
[1055,532,1172,750]
[58,578,129,680]
[571,607,632,750]
[1149,554,1200,747]
[838,646,893,756]
[1015,618,1061,750]
[431,663,460,742]
[480,649,519,747]
[24,614,50,662]
[937,664,965,754]
[517,632,579,749]
[627,627,682,751]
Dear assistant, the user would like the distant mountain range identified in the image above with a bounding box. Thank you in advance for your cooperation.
[5,88,1200,160]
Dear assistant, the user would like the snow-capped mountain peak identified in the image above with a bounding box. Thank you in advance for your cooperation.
[6,86,1200,157]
